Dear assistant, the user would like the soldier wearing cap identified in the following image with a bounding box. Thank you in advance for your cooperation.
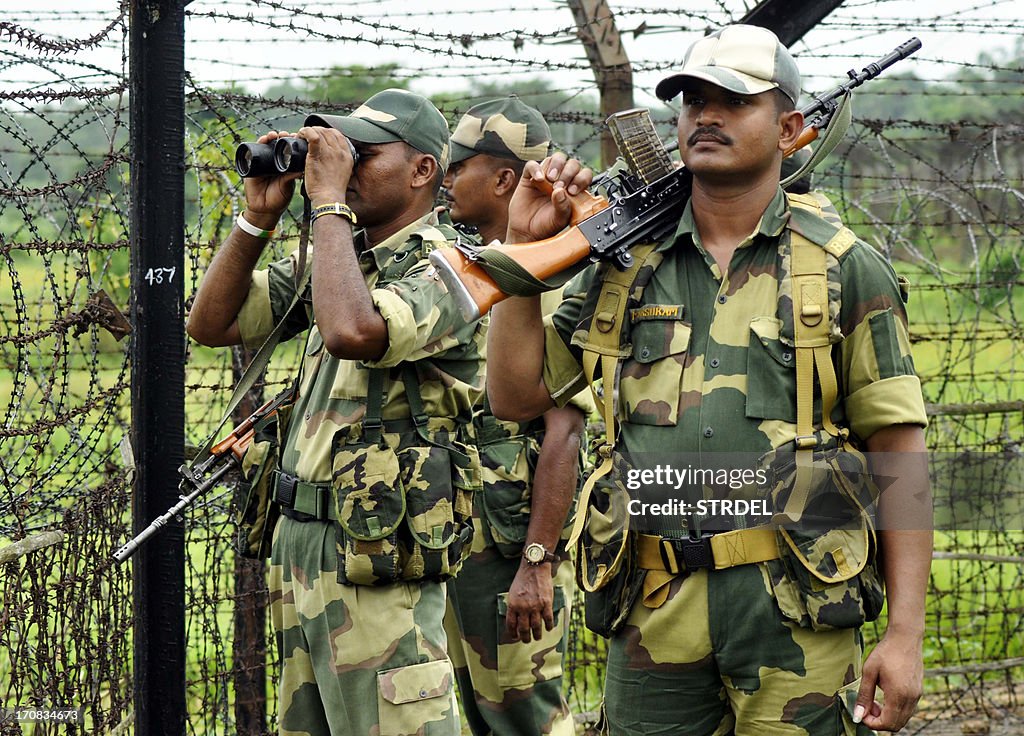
[487,25,931,735]
[440,96,592,736]
[188,88,484,736]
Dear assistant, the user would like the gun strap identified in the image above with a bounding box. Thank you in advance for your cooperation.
[474,248,591,297]
[781,90,853,190]
[190,269,309,468]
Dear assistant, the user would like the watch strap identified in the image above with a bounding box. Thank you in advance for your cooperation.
[311,201,357,225]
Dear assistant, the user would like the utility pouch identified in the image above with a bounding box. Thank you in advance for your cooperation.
[764,442,885,630]
[576,448,644,637]
[236,403,293,559]
[443,428,481,574]
[332,427,405,586]
[331,389,478,587]
[475,410,544,557]
[399,424,478,582]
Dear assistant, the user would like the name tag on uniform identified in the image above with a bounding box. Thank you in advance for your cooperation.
[630,304,685,322]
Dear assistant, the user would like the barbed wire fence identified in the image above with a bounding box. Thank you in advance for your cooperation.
[1,1,1021,734]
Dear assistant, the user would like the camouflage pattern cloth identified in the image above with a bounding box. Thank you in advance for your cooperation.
[238,209,485,736]
[307,88,452,172]
[603,565,869,734]
[449,95,551,165]
[655,24,802,104]
[539,188,927,734]
[270,517,459,736]
[444,270,594,733]
[443,537,576,736]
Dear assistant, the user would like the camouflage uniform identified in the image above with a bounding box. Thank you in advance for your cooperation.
[441,97,593,735]
[520,28,930,734]
[236,91,485,736]
[542,177,928,734]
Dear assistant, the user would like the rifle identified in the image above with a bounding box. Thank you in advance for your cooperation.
[429,38,922,321]
[112,385,295,564]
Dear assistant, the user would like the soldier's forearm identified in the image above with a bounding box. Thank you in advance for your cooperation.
[522,406,586,552]
[311,215,388,360]
[187,224,269,347]
[867,424,932,638]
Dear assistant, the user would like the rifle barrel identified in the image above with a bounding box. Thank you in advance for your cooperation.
[801,37,921,118]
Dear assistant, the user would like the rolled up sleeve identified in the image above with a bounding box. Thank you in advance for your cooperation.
[839,243,928,439]
[236,270,273,350]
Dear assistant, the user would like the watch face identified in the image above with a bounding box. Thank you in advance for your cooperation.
[525,544,544,563]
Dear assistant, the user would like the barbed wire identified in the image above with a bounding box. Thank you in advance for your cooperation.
[2,2,1022,734]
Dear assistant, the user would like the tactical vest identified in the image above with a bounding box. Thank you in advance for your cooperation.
[570,192,886,635]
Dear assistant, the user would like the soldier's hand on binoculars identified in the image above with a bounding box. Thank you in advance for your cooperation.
[506,153,593,245]
[296,126,356,206]
[242,131,300,220]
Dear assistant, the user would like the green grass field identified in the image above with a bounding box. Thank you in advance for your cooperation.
[3,241,1022,733]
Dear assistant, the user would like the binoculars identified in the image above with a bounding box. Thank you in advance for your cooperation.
[234,136,359,178]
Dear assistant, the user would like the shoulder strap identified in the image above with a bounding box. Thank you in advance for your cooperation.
[369,220,459,445]
[191,268,308,465]
[567,242,660,553]
[783,223,852,522]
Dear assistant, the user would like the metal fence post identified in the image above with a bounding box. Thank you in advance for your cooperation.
[129,1,187,734]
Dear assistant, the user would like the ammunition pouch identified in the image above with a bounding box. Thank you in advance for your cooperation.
[329,418,478,586]
[235,403,293,559]
[763,440,885,630]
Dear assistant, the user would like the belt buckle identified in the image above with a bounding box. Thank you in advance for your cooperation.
[276,471,297,508]
[658,533,715,573]
[680,534,714,570]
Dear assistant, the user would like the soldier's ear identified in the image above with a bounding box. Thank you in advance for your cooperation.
[778,109,804,153]
[494,167,518,197]
[410,153,439,191]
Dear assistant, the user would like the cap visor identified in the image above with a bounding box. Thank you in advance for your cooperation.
[304,113,402,145]
[655,68,776,102]
[448,141,478,164]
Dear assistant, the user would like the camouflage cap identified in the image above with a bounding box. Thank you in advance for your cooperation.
[449,96,551,165]
[305,88,451,171]
[656,24,801,105]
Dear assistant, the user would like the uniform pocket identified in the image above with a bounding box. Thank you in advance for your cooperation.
[495,586,567,688]
[399,444,459,581]
[478,433,536,557]
[620,314,690,426]
[377,659,455,736]
[746,317,798,421]
[333,439,405,586]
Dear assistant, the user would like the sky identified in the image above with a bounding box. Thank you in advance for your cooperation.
[3,0,1023,113]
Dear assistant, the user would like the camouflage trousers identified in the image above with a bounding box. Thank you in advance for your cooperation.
[602,564,873,736]
[269,515,460,736]
[442,519,575,736]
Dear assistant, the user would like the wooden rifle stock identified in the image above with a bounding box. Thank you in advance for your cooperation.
[784,125,819,158]
[430,182,610,320]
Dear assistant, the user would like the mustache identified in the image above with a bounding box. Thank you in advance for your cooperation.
[687,127,731,147]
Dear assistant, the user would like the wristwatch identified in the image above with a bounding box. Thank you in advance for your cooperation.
[522,542,557,565]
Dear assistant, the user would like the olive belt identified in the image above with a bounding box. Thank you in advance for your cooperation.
[636,528,780,574]
[273,470,337,521]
